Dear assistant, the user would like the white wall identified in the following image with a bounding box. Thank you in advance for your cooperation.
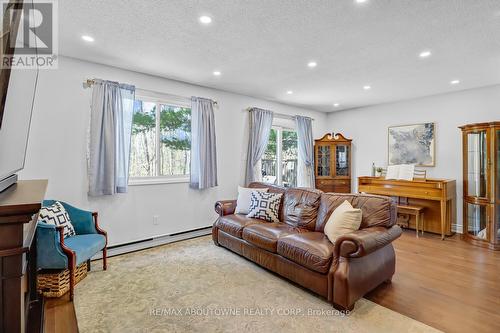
[21,56,328,246]
[327,85,500,231]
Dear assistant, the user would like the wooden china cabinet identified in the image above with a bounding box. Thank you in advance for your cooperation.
[459,122,500,250]
[314,133,352,193]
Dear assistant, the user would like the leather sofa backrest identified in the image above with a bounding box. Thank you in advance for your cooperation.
[282,188,323,230]
[315,193,396,232]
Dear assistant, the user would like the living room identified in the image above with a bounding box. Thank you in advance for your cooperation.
[0,1,499,332]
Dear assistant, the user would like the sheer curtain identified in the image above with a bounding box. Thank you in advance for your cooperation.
[88,80,135,196]
[190,97,218,189]
[245,108,274,185]
[296,116,315,188]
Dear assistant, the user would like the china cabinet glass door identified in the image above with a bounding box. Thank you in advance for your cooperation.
[316,145,331,177]
[335,145,349,177]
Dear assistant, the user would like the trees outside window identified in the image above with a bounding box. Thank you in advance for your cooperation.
[261,126,298,187]
[129,97,191,180]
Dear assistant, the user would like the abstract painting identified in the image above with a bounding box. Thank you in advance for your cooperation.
[388,123,435,166]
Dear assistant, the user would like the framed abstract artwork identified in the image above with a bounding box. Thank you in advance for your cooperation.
[388,123,435,166]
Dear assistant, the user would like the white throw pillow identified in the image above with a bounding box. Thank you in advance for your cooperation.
[235,186,268,214]
[323,200,362,243]
[246,191,282,223]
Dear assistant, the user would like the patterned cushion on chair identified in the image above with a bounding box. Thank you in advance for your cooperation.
[38,201,76,238]
[246,191,282,223]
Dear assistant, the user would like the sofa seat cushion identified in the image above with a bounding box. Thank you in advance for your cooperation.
[242,223,307,253]
[216,214,265,239]
[277,232,334,274]
[64,234,106,266]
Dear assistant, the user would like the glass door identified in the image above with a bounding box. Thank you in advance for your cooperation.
[465,130,489,240]
[316,144,331,178]
[335,145,350,177]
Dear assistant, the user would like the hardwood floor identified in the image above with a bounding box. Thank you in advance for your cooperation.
[43,231,500,333]
[366,230,500,333]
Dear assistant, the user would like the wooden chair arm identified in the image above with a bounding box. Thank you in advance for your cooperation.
[92,212,108,245]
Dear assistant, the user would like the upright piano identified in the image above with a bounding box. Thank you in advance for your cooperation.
[358,177,456,239]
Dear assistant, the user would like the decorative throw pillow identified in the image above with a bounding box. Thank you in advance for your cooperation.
[38,201,76,238]
[246,191,282,223]
[235,186,268,215]
[323,200,362,243]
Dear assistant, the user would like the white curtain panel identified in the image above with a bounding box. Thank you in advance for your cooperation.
[295,115,315,188]
[190,97,218,189]
[245,108,274,186]
[88,80,135,196]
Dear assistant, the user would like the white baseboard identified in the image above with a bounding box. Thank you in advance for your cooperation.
[452,223,463,234]
[92,227,212,259]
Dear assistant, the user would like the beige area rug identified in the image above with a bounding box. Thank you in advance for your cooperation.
[75,236,440,333]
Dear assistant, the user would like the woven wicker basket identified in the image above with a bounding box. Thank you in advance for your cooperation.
[37,262,88,298]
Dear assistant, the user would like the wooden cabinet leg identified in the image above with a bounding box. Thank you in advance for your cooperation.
[440,201,446,240]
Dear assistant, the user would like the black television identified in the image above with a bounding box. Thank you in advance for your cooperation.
[0,0,39,192]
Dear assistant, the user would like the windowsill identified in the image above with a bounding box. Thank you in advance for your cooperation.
[128,176,190,186]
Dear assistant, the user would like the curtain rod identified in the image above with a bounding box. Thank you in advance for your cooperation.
[82,79,218,105]
[245,108,314,121]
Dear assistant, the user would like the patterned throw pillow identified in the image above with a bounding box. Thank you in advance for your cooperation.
[246,191,282,223]
[38,201,76,238]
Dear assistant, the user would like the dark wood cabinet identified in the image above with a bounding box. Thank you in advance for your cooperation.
[459,122,500,250]
[314,133,352,193]
[0,180,47,332]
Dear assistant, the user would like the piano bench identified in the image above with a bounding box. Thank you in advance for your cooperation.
[397,205,425,238]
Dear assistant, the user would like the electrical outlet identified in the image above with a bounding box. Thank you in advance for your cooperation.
[153,215,159,225]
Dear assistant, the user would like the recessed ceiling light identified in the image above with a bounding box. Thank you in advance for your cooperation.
[307,61,317,68]
[419,50,432,58]
[450,79,460,85]
[363,85,371,90]
[213,71,221,76]
[286,90,293,95]
[199,16,212,24]
[355,0,368,3]
[333,103,340,107]
[81,35,94,42]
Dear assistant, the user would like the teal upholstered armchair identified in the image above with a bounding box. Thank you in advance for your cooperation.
[37,200,107,300]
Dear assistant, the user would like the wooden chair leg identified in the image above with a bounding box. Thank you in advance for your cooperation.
[87,259,91,272]
[416,214,420,238]
[102,248,107,271]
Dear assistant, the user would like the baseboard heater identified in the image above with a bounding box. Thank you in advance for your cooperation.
[92,226,212,259]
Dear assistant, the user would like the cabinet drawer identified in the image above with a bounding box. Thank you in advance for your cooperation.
[316,179,350,187]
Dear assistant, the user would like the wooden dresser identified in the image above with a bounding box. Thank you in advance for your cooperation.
[0,180,47,333]
[358,177,456,239]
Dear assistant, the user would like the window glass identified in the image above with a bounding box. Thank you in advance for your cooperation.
[130,100,157,177]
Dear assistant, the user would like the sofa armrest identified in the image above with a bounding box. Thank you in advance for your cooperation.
[214,200,237,216]
[334,225,402,259]
[36,222,69,269]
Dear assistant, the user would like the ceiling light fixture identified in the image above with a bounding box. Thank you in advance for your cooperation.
[307,61,317,68]
[419,50,432,58]
[355,0,368,3]
[286,90,293,95]
[199,16,212,24]
[213,71,221,76]
[450,79,460,85]
[333,103,340,107]
[81,35,95,42]
[363,85,371,90]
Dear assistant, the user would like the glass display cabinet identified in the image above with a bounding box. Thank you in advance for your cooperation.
[314,133,352,193]
[459,122,500,250]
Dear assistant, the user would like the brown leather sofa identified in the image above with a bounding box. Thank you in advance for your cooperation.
[212,182,402,310]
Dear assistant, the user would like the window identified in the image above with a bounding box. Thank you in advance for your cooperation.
[129,97,191,181]
[261,126,298,187]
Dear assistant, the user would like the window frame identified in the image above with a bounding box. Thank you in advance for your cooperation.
[263,125,298,187]
[128,93,191,186]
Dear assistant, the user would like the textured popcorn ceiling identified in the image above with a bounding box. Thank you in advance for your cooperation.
[59,0,500,112]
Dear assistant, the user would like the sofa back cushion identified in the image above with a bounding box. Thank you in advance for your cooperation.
[282,188,322,230]
[316,193,396,232]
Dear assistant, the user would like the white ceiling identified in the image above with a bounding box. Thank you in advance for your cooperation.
[59,0,500,112]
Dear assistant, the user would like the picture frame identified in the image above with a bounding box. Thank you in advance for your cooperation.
[387,122,435,167]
